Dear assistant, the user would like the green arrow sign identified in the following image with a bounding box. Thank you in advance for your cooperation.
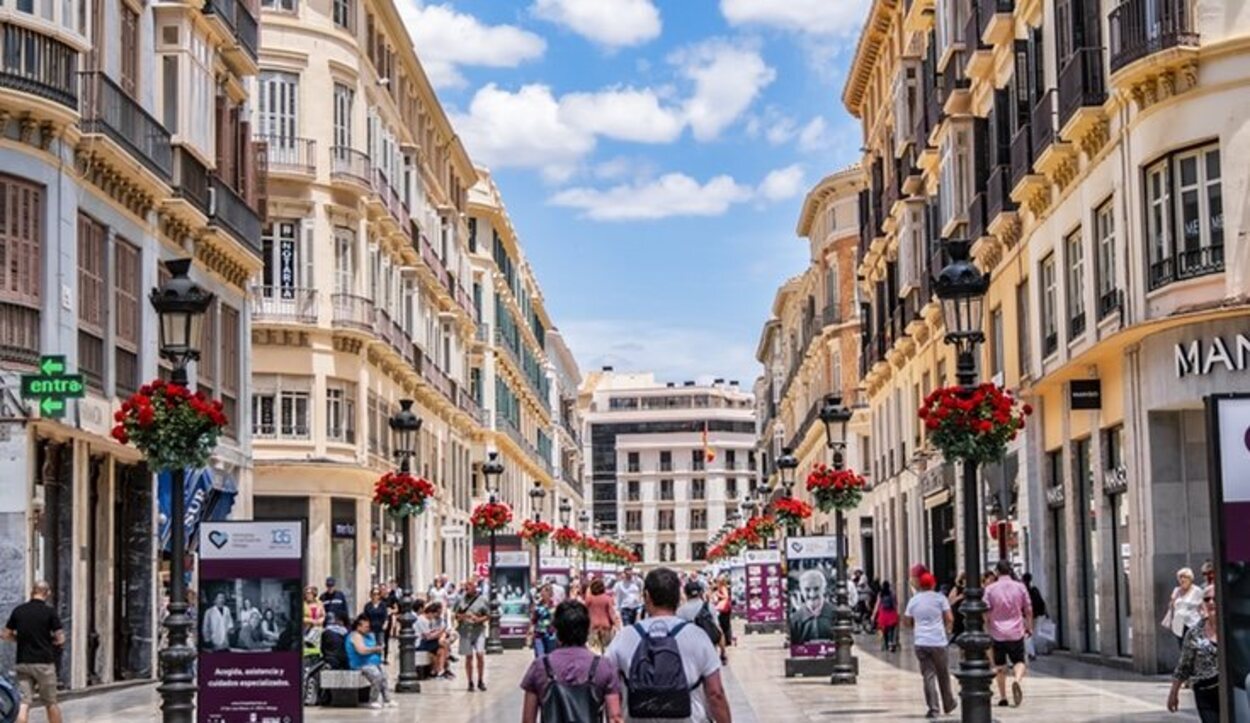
[21,355,86,419]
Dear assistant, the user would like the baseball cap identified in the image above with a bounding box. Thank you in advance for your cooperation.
[325,577,336,587]
[909,563,928,579]
[684,580,703,598]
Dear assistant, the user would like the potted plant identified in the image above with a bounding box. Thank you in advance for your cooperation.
[520,519,554,548]
[470,500,513,532]
[918,382,1032,464]
[805,464,867,513]
[111,379,226,471]
[372,471,436,517]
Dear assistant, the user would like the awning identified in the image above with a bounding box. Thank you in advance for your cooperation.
[159,468,239,552]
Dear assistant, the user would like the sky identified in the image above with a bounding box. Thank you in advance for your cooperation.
[399,0,872,386]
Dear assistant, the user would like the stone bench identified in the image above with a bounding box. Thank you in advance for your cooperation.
[319,669,371,707]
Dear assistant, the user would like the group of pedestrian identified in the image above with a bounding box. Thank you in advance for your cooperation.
[1166,561,1221,722]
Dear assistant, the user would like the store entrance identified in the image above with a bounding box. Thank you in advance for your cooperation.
[928,501,957,588]
[113,461,153,680]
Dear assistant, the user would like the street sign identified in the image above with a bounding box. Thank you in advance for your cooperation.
[19,356,85,419]
[440,524,466,538]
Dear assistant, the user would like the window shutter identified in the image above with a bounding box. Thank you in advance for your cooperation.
[251,133,268,221]
[301,220,314,289]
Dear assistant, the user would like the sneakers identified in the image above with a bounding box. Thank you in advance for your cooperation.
[998,699,1010,707]
[441,671,456,680]
[369,702,383,709]
[477,680,487,692]
[467,681,476,692]
[1012,681,1024,707]
[384,700,399,708]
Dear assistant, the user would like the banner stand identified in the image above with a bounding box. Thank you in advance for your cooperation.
[743,549,785,635]
[494,551,531,651]
[784,535,841,679]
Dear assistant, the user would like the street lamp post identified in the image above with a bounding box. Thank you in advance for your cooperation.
[578,510,591,581]
[819,395,857,686]
[150,259,213,723]
[389,400,422,694]
[934,238,993,723]
[483,452,505,655]
[557,498,572,557]
[529,480,546,593]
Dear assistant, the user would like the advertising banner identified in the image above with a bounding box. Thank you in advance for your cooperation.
[1207,395,1250,721]
[493,550,531,640]
[785,536,841,659]
[197,520,304,723]
[744,549,784,625]
[729,556,746,616]
[539,556,572,593]
[473,533,521,579]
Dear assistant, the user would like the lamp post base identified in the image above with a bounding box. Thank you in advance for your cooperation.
[829,606,858,686]
[485,596,503,655]
[395,592,421,693]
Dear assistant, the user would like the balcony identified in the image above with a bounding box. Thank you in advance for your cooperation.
[1009,123,1035,190]
[256,134,315,177]
[822,302,841,326]
[330,146,371,188]
[456,386,482,424]
[1058,47,1107,135]
[416,348,454,404]
[1031,89,1057,162]
[252,287,317,324]
[373,307,396,348]
[1043,330,1058,358]
[1148,244,1224,291]
[330,293,374,332]
[209,174,262,255]
[0,22,78,111]
[171,146,210,217]
[0,302,39,369]
[372,169,411,239]
[203,0,259,65]
[976,0,1014,45]
[80,71,173,183]
[964,6,994,80]
[967,192,988,241]
[1098,288,1122,320]
[985,164,1017,226]
[940,56,970,115]
[1108,0,1198,75]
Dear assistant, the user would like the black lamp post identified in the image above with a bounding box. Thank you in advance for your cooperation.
[558,498,572,557]
[934,238,993,723]
[150,258,212,723]
[578,510,591,580]
[529,480,546,594]
[388,399,422,693]
[482,451,505,655]
[818,394,857,686]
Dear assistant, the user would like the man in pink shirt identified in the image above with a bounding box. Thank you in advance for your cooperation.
[983,560,1033,708]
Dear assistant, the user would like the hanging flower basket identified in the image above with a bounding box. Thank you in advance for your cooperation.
[470,501,512,532]
[520,519,554,547]
[111,379,226,472]
[918,383,1032,465]
[772,497,813,530]
[806,463,867,513]
[746,515,778,542]
[373,471,435,517]
[552,526,582,553]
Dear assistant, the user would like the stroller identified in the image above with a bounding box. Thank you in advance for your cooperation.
[302,630,328,706]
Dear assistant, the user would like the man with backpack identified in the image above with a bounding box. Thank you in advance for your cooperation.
[606,568,732,722]
[520,600,624,723]
[677,581,725,665]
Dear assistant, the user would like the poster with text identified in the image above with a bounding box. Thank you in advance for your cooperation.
[198,520,304,723]
[1209,395,1250,721]
[729,557,746,615]
[744,549,784,624]
[494,550,531,640]
[539,556,572,593]
[785,536,840,659]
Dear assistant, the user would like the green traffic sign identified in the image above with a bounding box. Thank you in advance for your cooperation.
[20,355,86,419]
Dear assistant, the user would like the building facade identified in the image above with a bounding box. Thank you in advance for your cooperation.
[843,0,1250,673]
[0,0,262,689]
[755,166,871,568]
[582,370,756,569]
[546,329,586,524]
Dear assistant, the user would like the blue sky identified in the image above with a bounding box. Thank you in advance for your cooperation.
[400,0,871,385]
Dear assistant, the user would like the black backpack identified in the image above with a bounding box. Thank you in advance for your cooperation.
[540,655,604,722]
[625,622,699,719]
[693,602,722,646]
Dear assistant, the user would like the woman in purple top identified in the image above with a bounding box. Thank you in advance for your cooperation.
[520,600,623,723]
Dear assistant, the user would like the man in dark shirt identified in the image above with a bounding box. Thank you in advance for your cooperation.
[319,577,349,622]
[2,581,65,723]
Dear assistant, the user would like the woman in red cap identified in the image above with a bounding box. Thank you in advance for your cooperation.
[905,572,958,719]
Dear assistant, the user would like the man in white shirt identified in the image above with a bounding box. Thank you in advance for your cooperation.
[201,593,234,651]
[615,568,644,626]
[606,568,732,723]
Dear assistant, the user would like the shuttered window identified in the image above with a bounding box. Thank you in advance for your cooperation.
[0,176,42,368]
[78,213,106,390]
[221,304,240,438]
[114,238,139,396]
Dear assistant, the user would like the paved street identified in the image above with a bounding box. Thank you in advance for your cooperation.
[56,632,1196,722]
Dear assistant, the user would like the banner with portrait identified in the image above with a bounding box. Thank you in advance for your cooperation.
[785,535,840,659]
[744,549,784,625]
[198,520,304,723]
[729,556,746,615]
[1207,394,1250,721]
[493,550,531,640]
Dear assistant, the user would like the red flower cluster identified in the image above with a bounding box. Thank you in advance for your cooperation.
[470,501,512,532]
[806,463,867,513]
[577,536,637,565]
[372,471,435,516]
[772,497,813,529]
[918,383,1032,464]
[111,378,227,472]
[552,526,582,551]
[746,514,778,541]
[520,519,554,547]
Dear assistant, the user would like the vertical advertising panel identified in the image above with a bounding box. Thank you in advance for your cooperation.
[729,556,746,616]
[539,556,572,591]
[1208,395,1250,722]
[785,536,840,659]
[198,520,304,723]
[743,549,784,625]
[494,550,532,641]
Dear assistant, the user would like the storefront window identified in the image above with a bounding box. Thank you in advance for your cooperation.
[1074,438,1099,653]
[331,497,357,610]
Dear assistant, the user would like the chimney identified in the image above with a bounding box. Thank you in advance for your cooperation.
[730,380,739,387]
[684,381,695,387]
[666,382,675,388]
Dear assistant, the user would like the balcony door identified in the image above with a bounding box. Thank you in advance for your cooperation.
[258,71,298,149]
[260,220,311,299]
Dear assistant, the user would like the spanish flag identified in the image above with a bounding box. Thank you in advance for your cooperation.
[702,421,716,463]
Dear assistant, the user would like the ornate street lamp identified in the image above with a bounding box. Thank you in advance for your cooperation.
[742,496,758,520]
[557,497,572,556]
[578,509,591,580]
[528,480,546,595]
[388,400,422,693]
[150,258,212,723]
[777,447,798,499]
[819,394,857,686]
[482,451,505,655]
[934,238,993,723]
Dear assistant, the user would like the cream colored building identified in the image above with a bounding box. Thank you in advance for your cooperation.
[844,0,1250,673]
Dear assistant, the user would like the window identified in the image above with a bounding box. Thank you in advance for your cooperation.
[627,452,640,473]
[1066,229,1086,339]
[692,542,707,561]
[658,510,674,531]
[938,123,972,233]
[119,3,139,96]
[1095,199,1118,318]
[1016,280,1031,379]
[690,509,706,530]
[333,84,353,151]
[332,0,352,31]
[326,382,356,443]
[690,449,705,471]
[726,449,737,470]
[261,220,311,295]
[1103,424,1125,472]
[831,349,842,393]
[691,478,705,500]
[220,305,239,438]
[77,213,106,390]
[258,71,298,142]
[197,301,218,400]
[625,510,641,532]
[252,376,312,439]
[825,258,840,319]
[627,480,640,502]
[333,227,354,294]
[1041,254,1057,357]
[113,239,139,397]
[726,477,738,500]
[261,0,296,11]
[660,450,672,472]
[1146,144,1224,289]
[990,306,1004,381]
[660,479,674,501]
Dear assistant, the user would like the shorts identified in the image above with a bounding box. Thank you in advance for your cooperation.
[15,663,58,706]
[992,639,1027,667]
[416,638,440,653]
[459,629,486,656]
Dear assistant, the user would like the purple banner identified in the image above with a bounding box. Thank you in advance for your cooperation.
[198,651,301,723]
[744,550,784,624]
[790,642,836,658]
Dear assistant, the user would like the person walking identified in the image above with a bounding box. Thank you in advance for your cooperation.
[614,569,643,627]
[678,580,726,664]
[585,578,618,653]
[2,582,65,723]
[873,581,900,652]
[1168,585,1220,722]
[904,573,957,719]
[303,586,325,648]
[363,586,391,663]
[531,584,558,657]
[947,573,967,643]
[713,578,734,651]
[1021,573,1046,660]
[520,600,624,723]
[347,613,396,709]
[320,577,349,622]
[454,578,491,691]
[1164,567,1204,648]
[605,568,733,723]
[985,560,1033,708]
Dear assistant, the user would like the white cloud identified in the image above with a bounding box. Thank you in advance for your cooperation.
[757,164,806,201]
[592,156,658,181]
[719,0,871,36]
[398,2,546,88]
[531,0,661,48]
[672,40,776,141]
[560,319,758,386]
[549,173,753,221]
[559,88,684,143]
[798,116,832,151]
[450,84,594,182]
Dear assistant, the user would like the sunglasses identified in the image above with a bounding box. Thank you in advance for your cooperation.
[1204,597,1216,603]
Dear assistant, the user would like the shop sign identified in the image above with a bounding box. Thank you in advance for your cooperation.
[1069,379,1102,410]
[1045,484,1066,508]
[332,521,355,538]
[1175,333,1250,379]
[20,356,85,418]
[1102,466,1128,495]
[440,524,466,539]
